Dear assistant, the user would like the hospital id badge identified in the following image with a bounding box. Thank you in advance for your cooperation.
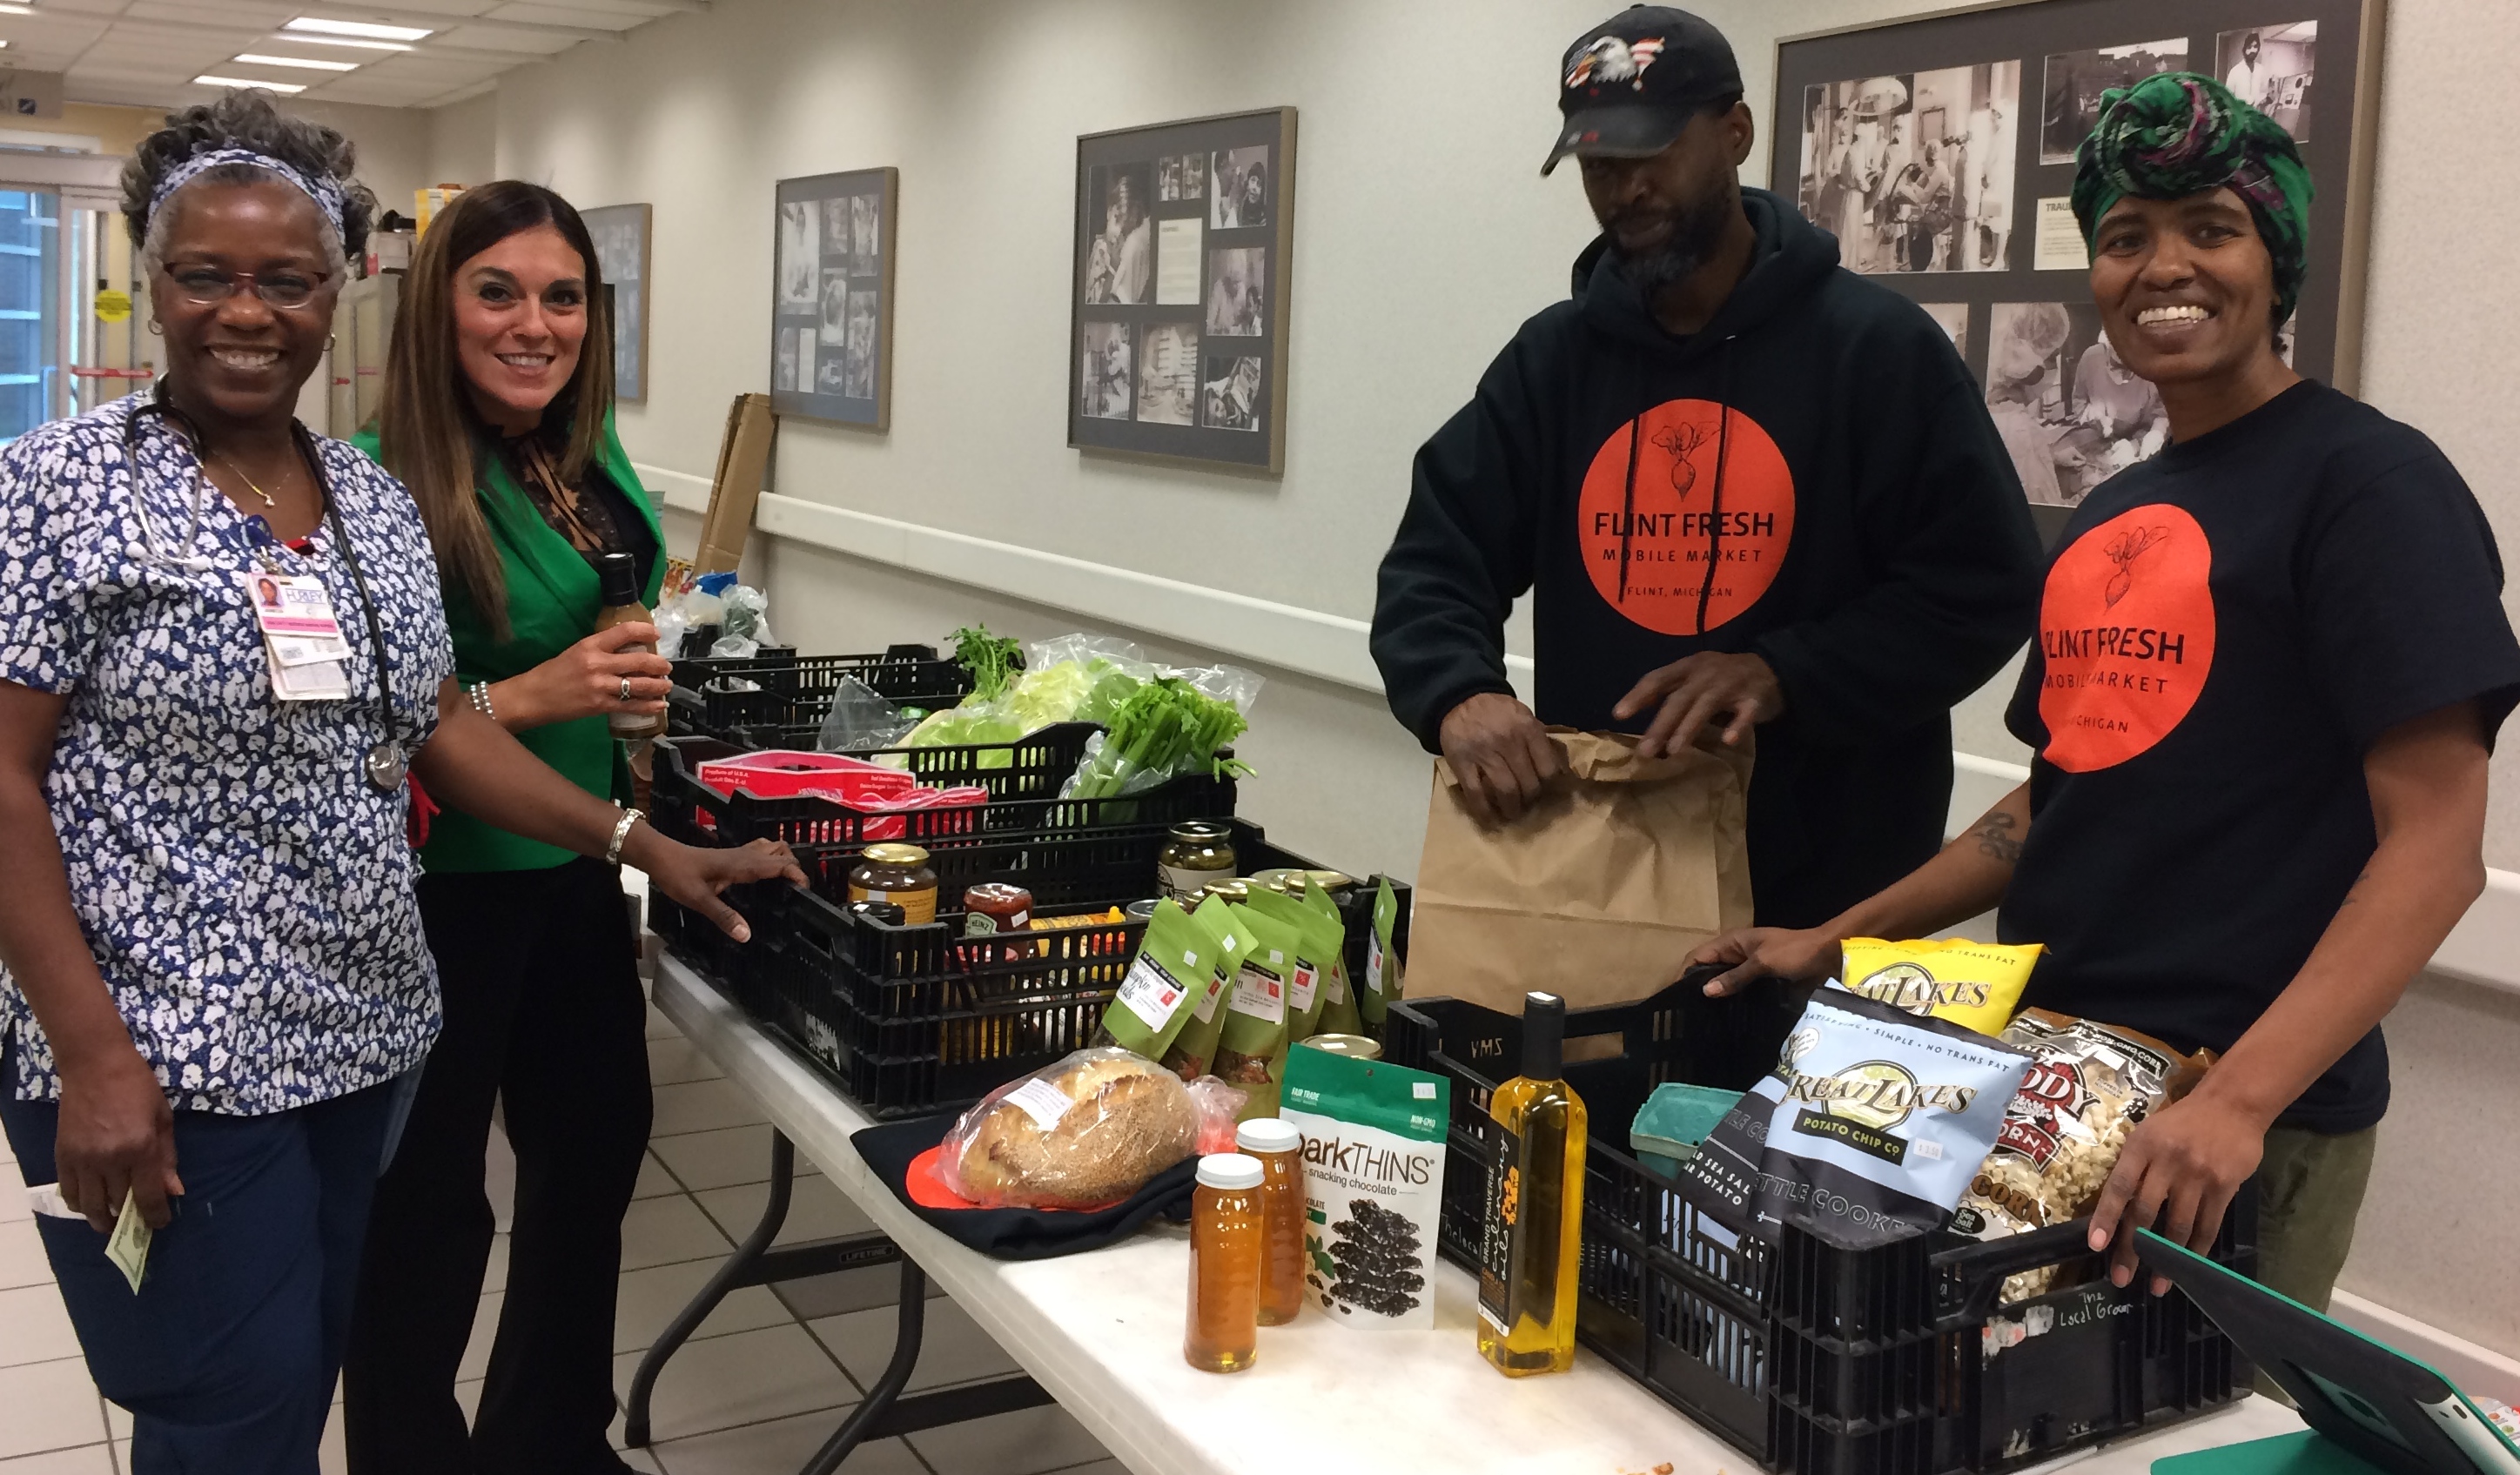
[239,572,352,668]
[267,644,350,701]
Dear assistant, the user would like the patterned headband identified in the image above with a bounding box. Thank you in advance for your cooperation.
[147,146,349,240]
[2070,73,2314,327]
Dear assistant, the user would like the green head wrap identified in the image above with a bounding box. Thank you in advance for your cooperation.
[2070,71,2314,328]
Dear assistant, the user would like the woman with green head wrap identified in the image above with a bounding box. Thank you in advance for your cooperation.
[1690,72,2520,1338]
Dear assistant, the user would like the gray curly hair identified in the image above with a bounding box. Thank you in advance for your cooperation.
[120,91,378,278]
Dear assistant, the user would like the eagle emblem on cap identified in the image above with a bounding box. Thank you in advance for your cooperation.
[1565,36,1665,91]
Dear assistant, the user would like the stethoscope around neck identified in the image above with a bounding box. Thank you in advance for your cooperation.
[122,386,407,794]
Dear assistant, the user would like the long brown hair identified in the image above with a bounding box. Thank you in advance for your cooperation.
[376,180,615,639]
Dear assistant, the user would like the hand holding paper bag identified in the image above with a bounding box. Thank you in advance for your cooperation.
[1408,728,1753,1014]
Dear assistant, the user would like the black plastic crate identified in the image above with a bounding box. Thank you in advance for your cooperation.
[654,733,1237,848]
[1382,981,2253,1475]
[753,818,1414,1120]
[666,644,976,744]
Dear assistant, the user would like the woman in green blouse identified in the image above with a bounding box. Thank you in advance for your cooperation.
[342,182,669,1475]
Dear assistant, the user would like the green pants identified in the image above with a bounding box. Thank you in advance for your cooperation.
[2255,1123,2378,1313]
[2249,1123,2377,1401]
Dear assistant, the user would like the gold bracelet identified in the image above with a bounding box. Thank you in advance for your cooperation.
[605,808,640,866]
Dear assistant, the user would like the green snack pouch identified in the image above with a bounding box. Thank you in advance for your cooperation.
[1304,878,1365,1036]
[1213,902,1300,1116]
[1159,896,1251,1079]
[1360,876,1403,1027]
[1095,899,1220,1061]
[1243,887,1331,1044]
[1280,1046,1450,1331]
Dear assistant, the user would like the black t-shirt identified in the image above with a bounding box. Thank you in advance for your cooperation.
[1999,381,2520,1133]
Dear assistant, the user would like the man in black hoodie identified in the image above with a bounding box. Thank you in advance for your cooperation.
[1372,7,2041,930]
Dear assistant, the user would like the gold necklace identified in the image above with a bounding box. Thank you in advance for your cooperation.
[211,450,280,508]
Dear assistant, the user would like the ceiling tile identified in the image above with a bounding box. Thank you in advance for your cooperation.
[55,0,675,114]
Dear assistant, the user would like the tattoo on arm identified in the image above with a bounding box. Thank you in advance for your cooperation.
[1974,811,2024,866]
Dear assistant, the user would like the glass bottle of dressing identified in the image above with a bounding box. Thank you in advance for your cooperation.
[595,551,663,741]
[1184,1153,1264,1373]
[1476,991,1587,1378]
[1235,1118,1306,1325]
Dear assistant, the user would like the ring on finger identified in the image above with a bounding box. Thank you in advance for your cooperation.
[618,676,633,702]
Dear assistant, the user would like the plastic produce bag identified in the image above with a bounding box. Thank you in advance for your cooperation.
[655,570,739,661]
[814,675,918,753]
[721,584,774,647]
[1059,667,1262,800]
[938,1048,1247,1209]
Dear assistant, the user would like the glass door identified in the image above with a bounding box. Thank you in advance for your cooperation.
[66,192,149,420]
[0,190,59,439]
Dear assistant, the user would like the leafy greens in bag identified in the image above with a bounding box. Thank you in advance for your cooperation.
[1157,896,1251,1081]
[1095,900,1223,1061]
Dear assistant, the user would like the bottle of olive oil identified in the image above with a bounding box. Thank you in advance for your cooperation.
[1476,991,1587,1377]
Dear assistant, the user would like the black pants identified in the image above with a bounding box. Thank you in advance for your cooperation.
[342,857,651,1475]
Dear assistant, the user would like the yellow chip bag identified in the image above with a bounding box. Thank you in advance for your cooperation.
[1838,937,2042,1036]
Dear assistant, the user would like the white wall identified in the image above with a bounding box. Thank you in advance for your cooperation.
[425,93,498,191]
[498,0,2520,1360]
[281,99,433,225]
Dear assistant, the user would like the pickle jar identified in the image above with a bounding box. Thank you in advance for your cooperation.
[1234,1119,1306,1326]
[1185,1153,1265,1373]
[848,844,937,926]
[1159,821,1236,903]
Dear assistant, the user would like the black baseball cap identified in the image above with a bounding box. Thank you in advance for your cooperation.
[1542,5,1744,176]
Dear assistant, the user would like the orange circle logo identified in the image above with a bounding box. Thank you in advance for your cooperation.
[2037,505,2217,772]
[1576,400,1796,635]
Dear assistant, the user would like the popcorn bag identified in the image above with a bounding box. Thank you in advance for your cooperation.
[1952,1009,2214,1301]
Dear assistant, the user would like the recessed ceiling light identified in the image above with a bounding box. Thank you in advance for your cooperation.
[276,34,411,52]
[233,52,360,72]
[195,74,308,94]
[284,17,432,42]
[0,4,33,16]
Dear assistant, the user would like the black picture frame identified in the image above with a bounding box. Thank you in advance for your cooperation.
[1771,0,2382,544]
[1068,107,1296,473]
[770,167,898,431]
[581,203,650,404]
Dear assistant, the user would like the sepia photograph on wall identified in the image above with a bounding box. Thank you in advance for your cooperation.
[1070,107,1295,472]
[582,203,651,403]
[1771,0,2384,543]
[769,166,897,430]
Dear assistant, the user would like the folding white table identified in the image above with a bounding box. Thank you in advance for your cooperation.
[630,953,2306,1475]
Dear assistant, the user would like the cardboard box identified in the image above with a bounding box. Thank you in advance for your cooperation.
[696,392,776,574]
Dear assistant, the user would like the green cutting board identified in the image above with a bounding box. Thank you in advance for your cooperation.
[2154,1431,2390,1474]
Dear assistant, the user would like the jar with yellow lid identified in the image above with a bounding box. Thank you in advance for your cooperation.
[847,843,937,926]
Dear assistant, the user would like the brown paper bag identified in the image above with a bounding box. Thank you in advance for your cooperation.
[1408,729,1752,1014]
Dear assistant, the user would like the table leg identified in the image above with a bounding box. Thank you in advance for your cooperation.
[622,1129,801,1447]
[802,1259,929,1475]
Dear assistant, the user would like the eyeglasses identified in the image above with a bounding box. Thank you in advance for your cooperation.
[165,267,331,310]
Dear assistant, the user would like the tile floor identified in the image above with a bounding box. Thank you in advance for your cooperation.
[0,1002,1121,1475]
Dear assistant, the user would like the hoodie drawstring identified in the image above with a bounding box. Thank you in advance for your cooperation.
[1616,412,1643,604]
[1693,336,1737,636]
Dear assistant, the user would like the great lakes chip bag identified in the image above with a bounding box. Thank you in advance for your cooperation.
[1681,986,2031,1250]
[1839,937,2041,1037]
